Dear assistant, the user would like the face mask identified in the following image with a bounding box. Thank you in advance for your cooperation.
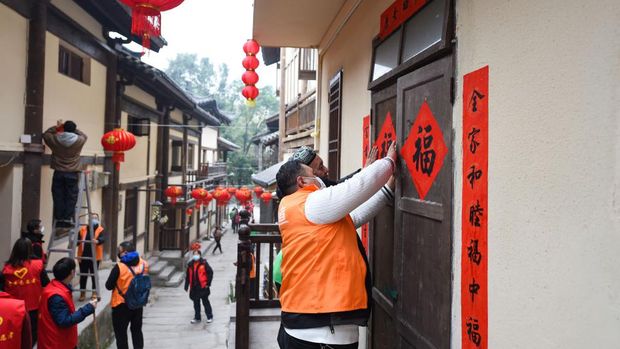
[302,176,326,190]
[39,226,45,234]
[192,255,200,261]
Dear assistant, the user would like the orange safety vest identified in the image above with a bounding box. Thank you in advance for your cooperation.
[278,186,367,314]
[249,253,256,279]
[111,259,148,308]
[0,292,25,349]
[2,259,44,311]
[77,226,104,261]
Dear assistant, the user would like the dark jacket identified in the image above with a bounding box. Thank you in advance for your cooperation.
[43,126,87,172]
[184,259,213,300]
[48,283,94,327]
[22,231,46,261]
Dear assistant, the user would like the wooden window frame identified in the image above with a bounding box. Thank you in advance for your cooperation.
[128,115,150,137]
[171,140,183,172]
[327,70,343,181]
[123,188,138,239]
[58,44,91,85]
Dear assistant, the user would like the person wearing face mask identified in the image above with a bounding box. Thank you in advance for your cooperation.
[274,142,397,349]
[76,218,104,301]
[105,242,148,349]
[38,257,97,349]
[22,219,47,262]
[2,237,50,346]
[184,247,214,324]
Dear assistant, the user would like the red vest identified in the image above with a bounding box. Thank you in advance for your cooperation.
[2,259,44,311]
[187,261,208,289]
[38,280,78,349]
[0,292,25,349]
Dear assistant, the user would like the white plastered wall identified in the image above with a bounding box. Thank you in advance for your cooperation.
[119,111,157,183]
[318,0,392,176]
[0,4,27,151]
[50,0,105,41]
[0,165,23,262]
[453,0,620,347]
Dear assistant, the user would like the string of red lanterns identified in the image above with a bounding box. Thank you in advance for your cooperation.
[164,186,183,204]
[241,39,260,107]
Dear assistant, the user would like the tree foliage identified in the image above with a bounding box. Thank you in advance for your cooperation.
[165,54,279,185]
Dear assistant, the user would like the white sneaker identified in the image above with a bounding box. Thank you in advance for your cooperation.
[206,318,213,323]
[190,319,201,324]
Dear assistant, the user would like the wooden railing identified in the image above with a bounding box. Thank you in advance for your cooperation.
[187,162,227,182]
[235,222,281,349]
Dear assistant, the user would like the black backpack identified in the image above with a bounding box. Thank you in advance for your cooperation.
[116,263,151,310]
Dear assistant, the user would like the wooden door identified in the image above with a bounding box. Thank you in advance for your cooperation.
[393,55,454,349]
[369,84,398,349]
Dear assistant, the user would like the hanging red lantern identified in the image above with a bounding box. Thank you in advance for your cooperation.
[101,128,136,171]
[253,186,264,197]
[191,188,208,208]
[165,186,183,204]
[242,55,260,71]
[213,189,231,206]
[242,39,260,56]
[118,0,184,50]
[242,71,259,85]
[260,192,273,203]
[235,189,252,205]
[227,187,237,194]
[186,208,193,216]
[242,85,260,106]
[202,192,213,206]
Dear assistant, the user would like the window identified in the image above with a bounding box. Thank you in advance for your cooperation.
[327,71,342,181]
[128,116,150,137]
[123,189,138,239]
[58,45,90,84]
[171,140,183,172]
[188,144,195,170]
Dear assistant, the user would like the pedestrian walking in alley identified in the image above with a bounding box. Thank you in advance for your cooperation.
[230,207,240,234]
[43,119,87,228]
[0,275,33,349]
[184,246,214,324]
[21,219,47,262]
[106,242,150,349]
[274,142,396,349]
[2,237,50,346]
[38,257,97,349]
[77,218,104,301]
[213,226,224,254]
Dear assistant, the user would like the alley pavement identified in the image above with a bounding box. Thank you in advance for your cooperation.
[107,227,238,349]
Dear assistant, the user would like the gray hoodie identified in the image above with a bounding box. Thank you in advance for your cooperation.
[43,126,87,172]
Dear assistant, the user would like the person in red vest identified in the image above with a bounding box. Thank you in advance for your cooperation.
[2,237,49,346]
[0,276,32,349]
[38,257,97,349]
[184,247,214,324]
[76,219,104,301]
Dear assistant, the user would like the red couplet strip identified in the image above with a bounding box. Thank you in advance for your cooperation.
[462,66,489,349]
[361,115,371,253]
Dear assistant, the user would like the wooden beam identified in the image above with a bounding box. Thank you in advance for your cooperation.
[21,0,49,229]
[0,0,33,17]
[121,95,162,123]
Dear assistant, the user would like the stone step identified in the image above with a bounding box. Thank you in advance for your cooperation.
[147,256,159,267]
[157,265,175,281]
[149,260,168,276]
[165,271,185,287]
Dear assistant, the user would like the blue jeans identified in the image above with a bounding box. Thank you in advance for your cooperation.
[52,171,79,221]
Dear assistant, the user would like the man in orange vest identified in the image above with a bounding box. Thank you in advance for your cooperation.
[105,242,149,349]
[0,275,32,349]
[77,219,104,301]
[38,258,97,349]
[275,143,396,348]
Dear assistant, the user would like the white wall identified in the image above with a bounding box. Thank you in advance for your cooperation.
[0,165,23,262]
[50,0,104,41]
[453,0,620,347]
[202,126,218,151]
[0,4,27,151]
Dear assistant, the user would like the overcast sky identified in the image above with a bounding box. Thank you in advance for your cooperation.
[127,0,277,88]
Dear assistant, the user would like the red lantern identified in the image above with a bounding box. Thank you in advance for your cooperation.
[253,186,264,197]
[213,189,231,206]
[227,187,237,194]
[165,186,183,204]
[101,128,136,171]
[242,39,260,56]
[242,55,260,71]
[118,0,184,50]
[186,208,193,216]
[235,189,252,205]
[191,188,208,208]
[242,85,259,100]
[260,192,273,203]
[202,192,213,206]
[242,71,259,85]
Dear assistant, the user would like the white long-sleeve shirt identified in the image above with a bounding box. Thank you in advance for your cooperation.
[285,158,394,345]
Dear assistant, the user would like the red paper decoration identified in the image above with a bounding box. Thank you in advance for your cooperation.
[164,186,183,204]
[260,192,272,203]
[213,188,231,206]
[101,128,136,171]
[241,39,260,107]
[373,112,397,159]
[118,0,184,50]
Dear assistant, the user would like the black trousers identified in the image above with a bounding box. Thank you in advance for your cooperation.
[51,171,79,222]
[193,293,213,320]
[213,240,223,253]
[79,260,100,290]
[29,309,38,346]
[112,303,144,349]
[277,325,358,349]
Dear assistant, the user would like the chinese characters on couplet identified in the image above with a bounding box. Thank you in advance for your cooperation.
[462,66,488,349]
